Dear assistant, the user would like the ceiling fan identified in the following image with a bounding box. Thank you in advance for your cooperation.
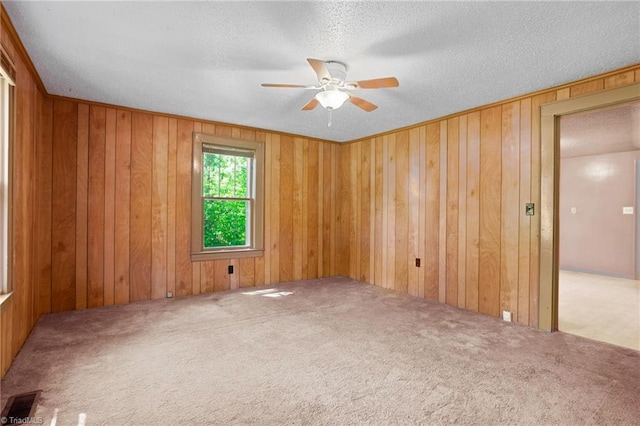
[262,58,399,126]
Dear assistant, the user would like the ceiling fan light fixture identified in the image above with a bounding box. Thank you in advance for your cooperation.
[315,90,349,110]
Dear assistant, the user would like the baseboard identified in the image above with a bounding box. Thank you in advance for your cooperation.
[559,266,634,280]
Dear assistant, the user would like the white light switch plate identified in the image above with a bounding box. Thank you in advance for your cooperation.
[623,206,634,215]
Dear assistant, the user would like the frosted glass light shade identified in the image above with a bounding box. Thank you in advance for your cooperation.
[315,90,349,109]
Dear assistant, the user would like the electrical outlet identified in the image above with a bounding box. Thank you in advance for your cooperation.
[502,311,512,322]
[166,291,173,298]
[415,258,421,267]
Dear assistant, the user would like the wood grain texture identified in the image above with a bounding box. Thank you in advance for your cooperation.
[270,134,281,284]
[114,110,131,305]
[517,99,532,325]
[36,97,53,316]
[152,116,169,300]
[395,132,409,293]
[465,112,481,312]
[446,118,459,306]
[570,79,604,97]
[74,104,89,310]
[51,99,77,312]
[438,122,447,303]
[457,115,468,309]
[166,118,178,297]
[293,138,303,281]
[478,106,502,317]
[103,108,117,306]
[360,140,372,283]
[424,123,440,300]
[500,101,520,318]
[407,130,420,295]
[175,119,193,296]
[604,70,635,89]
[130,112,153,302]
[306,140,318,279]
[322,143,333,276]
[279,136,294,282]
[87,105,106,308]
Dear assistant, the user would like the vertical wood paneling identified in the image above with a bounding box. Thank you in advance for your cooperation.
[438,122,447,303]
[166,118,178,296]
[417,126,427,298]
[395,132,409,293]
[466,112,481,312]
[152,116,169,299]
[293,138,304,281]
[500,101,520,318]
[360,141,372,283]
[74,104,88,310]
[263,132,272,285]
[424,123,440,300]
[336,144,344,276]
[270,135,281,283]
[87,106,106,309]
[214,260,229,292]
[51,99,77,312]
[175,119,193,296]
[518,99,532,325]
[408,130,420,295]
[374,137,383,287]
[306,140,318,279]
[36,97,53,316]
[129,112,153,302]
[478,106,502,317]
[382,135,396,289]
[349,143,360,279]
[322,143,332,276]
[446,118,459,306]
[103,108,116,306]
[239,257,255,288]
[253,131,267,286]
[114,110,131,305]
[279,136,294,282]
[457,115,468,309]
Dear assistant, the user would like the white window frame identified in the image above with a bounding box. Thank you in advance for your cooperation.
[0,64,14,295]
[191,133,264,261]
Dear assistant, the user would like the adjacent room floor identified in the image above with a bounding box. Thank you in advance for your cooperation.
[2,277,639,425]
[559,270,640,351]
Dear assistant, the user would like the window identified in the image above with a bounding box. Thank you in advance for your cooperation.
[0,53,14,295]
[191,133,264,261]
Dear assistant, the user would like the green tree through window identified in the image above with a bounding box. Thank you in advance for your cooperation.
[202,146,252,248]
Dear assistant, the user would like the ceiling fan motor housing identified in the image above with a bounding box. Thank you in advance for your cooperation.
[325,61,347,84]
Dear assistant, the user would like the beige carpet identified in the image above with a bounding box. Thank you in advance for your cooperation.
[1,277,639,425]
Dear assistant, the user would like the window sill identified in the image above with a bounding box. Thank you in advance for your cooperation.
[191,249,263,262]
[0,291,13,314]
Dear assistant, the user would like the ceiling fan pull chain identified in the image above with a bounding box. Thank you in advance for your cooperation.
[328,107,333,127]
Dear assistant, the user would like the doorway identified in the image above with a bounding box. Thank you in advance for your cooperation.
[557,102,639,350]
[538,83,640,347]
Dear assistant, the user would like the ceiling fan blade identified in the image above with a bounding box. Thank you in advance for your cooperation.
[348,77,399,89]
[302,98,319,111]
[261,83,318,89]
[348,95,378,112]
[307,58,332,84]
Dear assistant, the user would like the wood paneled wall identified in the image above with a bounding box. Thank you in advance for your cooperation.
[342,65,640,328]
[35,102,346,314]
[0,7,45,378]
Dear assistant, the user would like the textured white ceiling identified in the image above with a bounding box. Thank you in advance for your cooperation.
[4,1,640,142]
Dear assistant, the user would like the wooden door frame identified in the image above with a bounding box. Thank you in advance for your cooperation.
[538,83,640,331]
